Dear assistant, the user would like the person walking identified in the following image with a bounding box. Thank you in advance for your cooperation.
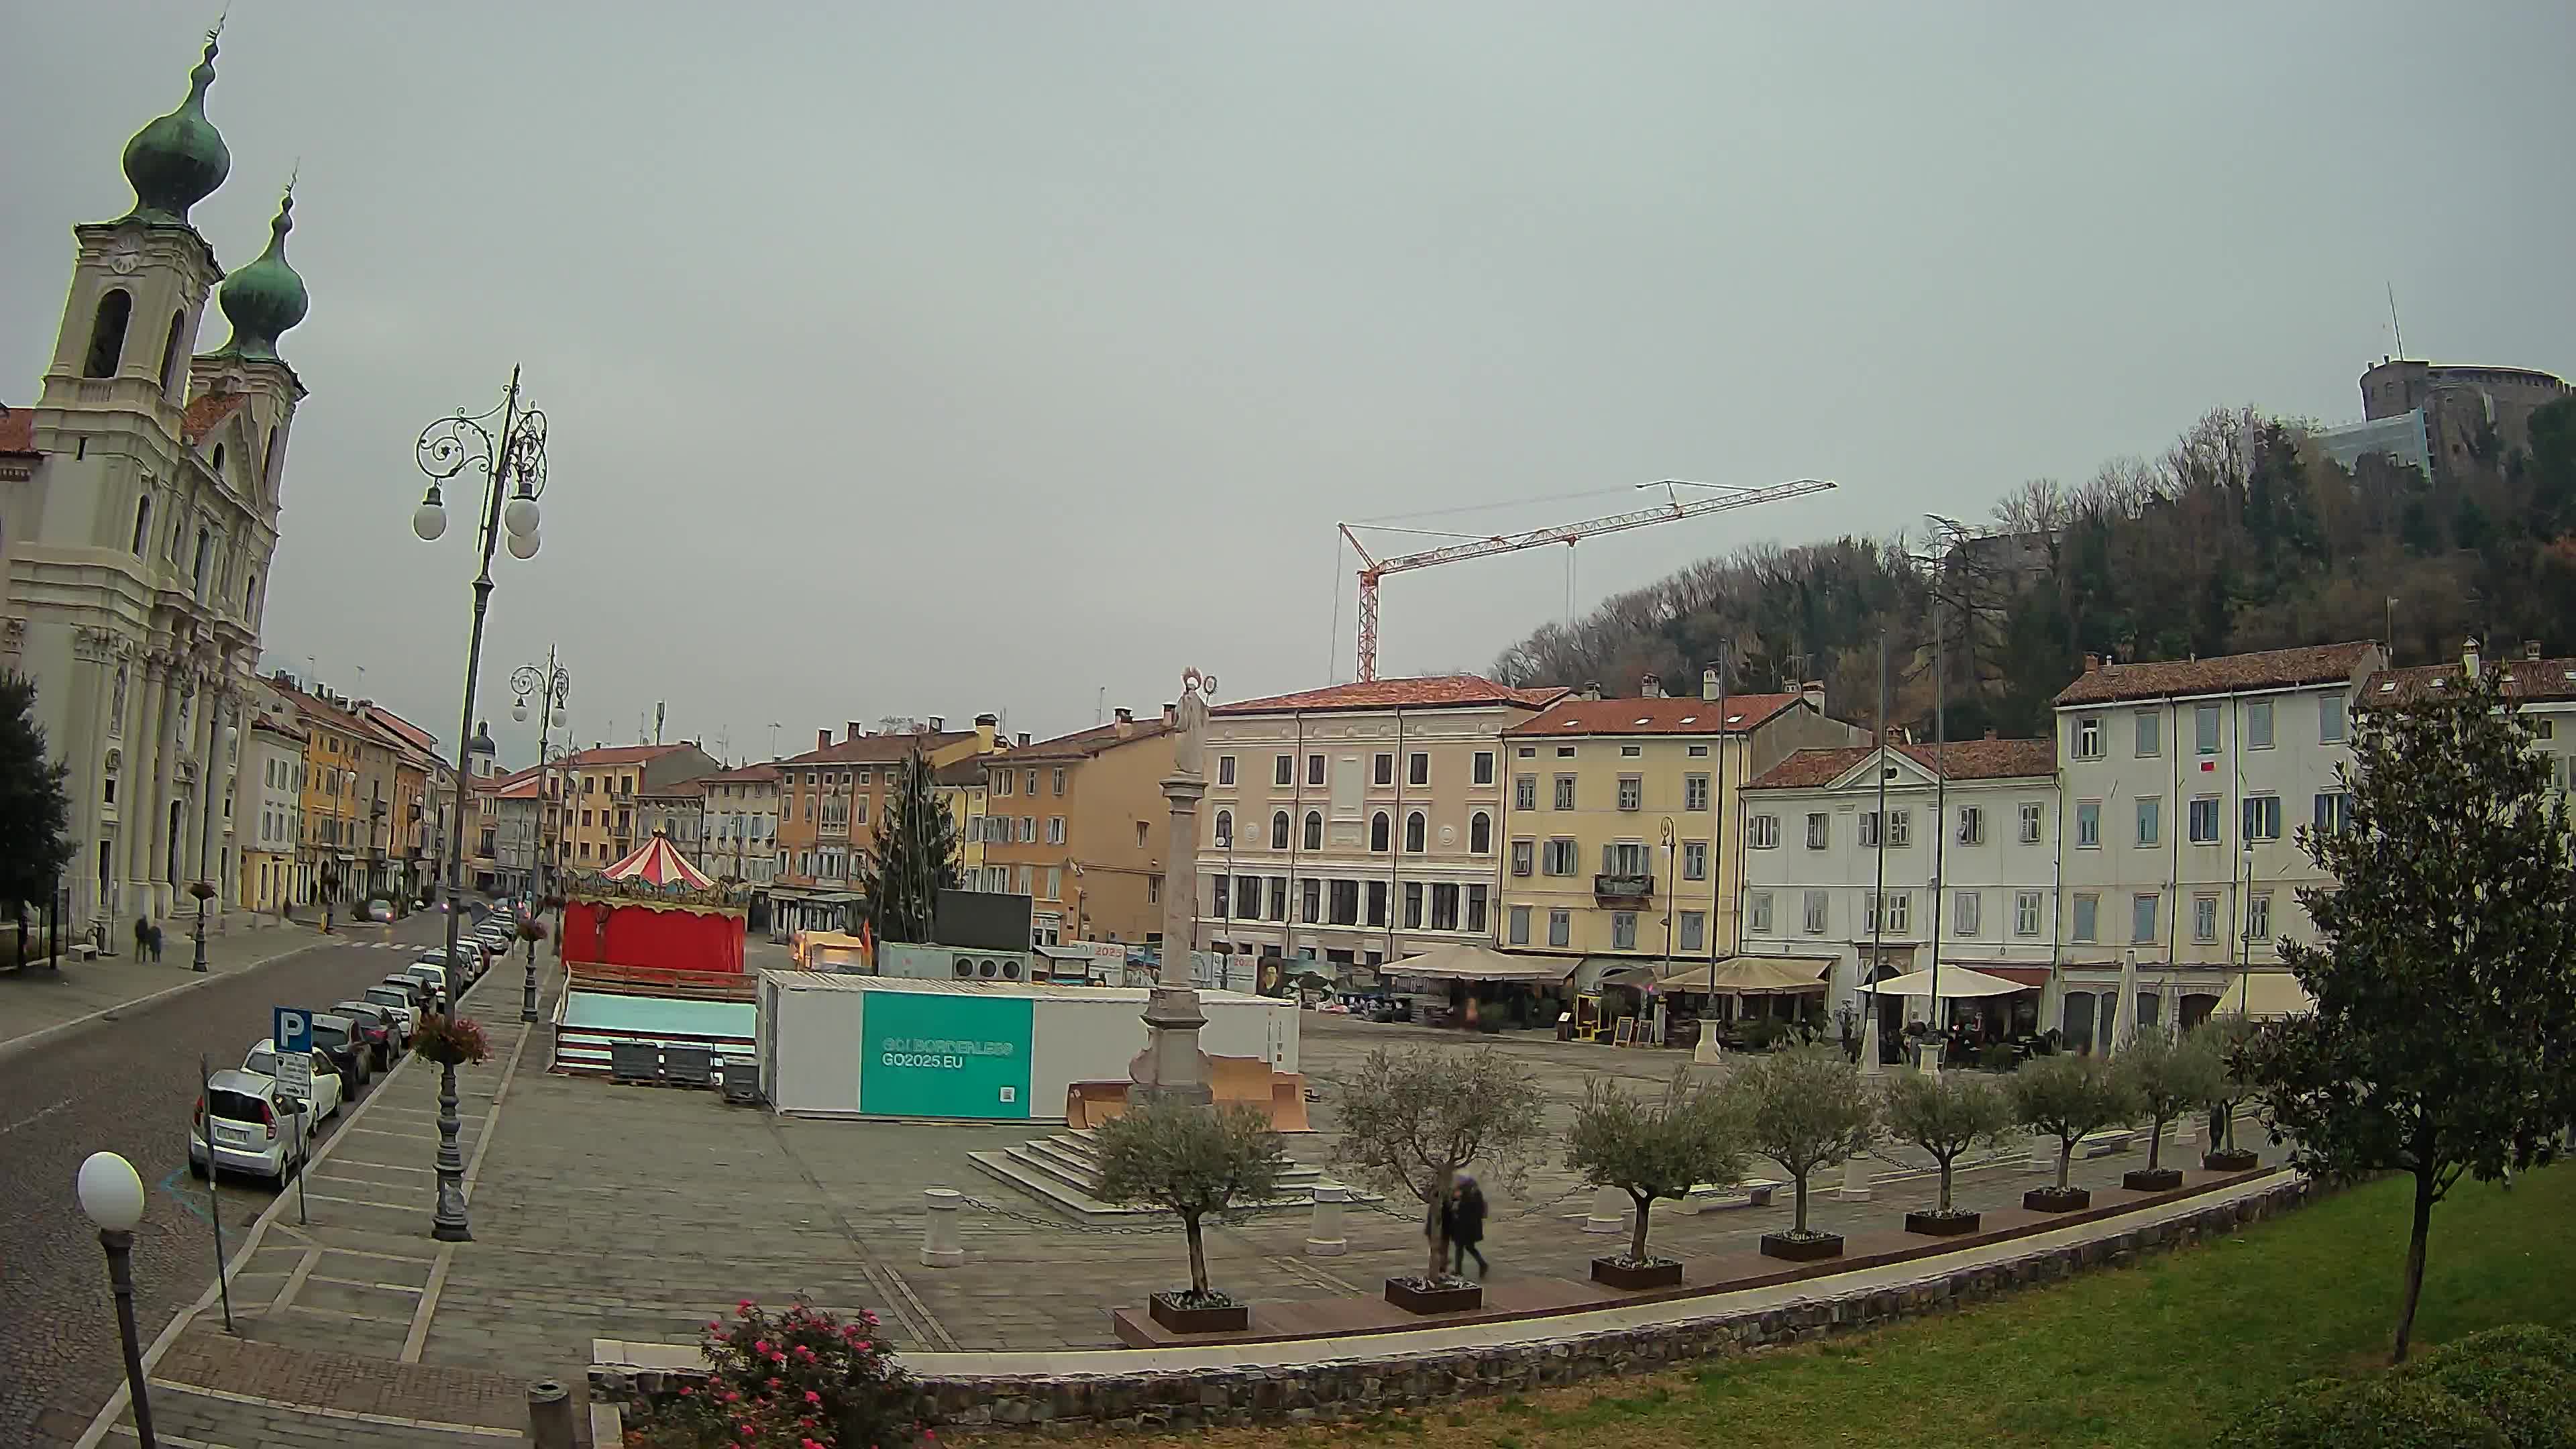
[1444,1174,1489,1279]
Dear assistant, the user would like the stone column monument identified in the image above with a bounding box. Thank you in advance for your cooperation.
[1130,667,1217,1107]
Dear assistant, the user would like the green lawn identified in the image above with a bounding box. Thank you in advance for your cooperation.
[1115,1166,2574,1449]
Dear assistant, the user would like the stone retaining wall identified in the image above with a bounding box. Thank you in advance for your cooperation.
[595,1177,2310,1434]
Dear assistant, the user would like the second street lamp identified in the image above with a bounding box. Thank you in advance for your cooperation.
[411,366,550,1244]
[511,651,570,1023]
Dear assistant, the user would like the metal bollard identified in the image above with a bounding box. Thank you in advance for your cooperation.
[920,1187,965,1268]
[1305,1183,1349,1256]
[1835,1152,1873,1201]
[527,1379,575,1449]
[1582,1185,1628,1234]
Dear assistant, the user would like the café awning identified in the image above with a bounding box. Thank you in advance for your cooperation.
[2216,969,2315,1019]
[1385,943,1576,983]
[1660,955,1834,994]
[1863,965,2026,999]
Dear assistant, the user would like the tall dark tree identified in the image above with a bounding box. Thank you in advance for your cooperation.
[2240,667,2576,1364]
[0,672,75,963]
[864,747,959,945]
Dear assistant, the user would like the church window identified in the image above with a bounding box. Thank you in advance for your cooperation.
[84,290,131,378]
[157,310,186,393]
[129,496,152,555]
[193,527,212,590]
[211,443,225,478]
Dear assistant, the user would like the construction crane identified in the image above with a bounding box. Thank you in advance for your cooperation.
[1338,477,1838,682]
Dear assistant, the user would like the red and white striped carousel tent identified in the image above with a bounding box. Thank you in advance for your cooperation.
[596,833,714,890]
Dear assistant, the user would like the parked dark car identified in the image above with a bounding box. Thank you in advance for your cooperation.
[333,1002,402,1067]
[307,1012,372,1091]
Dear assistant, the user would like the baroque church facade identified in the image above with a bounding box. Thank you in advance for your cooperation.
[0,31,311,931]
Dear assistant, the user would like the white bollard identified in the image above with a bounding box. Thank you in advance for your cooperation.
[2174,1112,2198,1148]
[1305,1183,1350,1256]
[2026,1138,2057,1174]
[920,1187,965,1268]
[1582,1185,1629,1234]
[1859,1014,1884,1078]
[1835,1153,1873,1201]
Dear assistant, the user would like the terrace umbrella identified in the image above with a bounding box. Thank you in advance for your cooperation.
[2106,950,2139,1057]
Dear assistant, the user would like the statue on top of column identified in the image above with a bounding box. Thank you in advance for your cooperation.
[1172,667,1217,777]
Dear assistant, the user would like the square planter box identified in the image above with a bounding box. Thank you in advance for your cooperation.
[2123,1167,2185,1192]
[1146,1293,1248,1335]
[2202,1148,2261,1173]
[1759,1231,1845,1263]
[1591,1256,1684,1289]
[1904,1210,1982,1236]
[2023,1186,2092,1214]
[1384,1277,1483,1315]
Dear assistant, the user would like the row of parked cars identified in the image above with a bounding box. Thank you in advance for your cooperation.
[188,903,521,1187]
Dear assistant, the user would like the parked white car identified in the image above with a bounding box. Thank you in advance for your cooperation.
[356,984,420,1038]
[241,1040,346,1126]
[402,961,452,1004]
[189,1069,309,1187]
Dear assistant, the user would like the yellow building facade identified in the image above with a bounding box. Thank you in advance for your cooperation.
[1498,678,1862,973]
[934,757,994,892]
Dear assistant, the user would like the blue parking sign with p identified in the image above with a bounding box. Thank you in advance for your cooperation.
[274,1006,311,1055]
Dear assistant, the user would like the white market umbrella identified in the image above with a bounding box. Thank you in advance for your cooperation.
[1860,965,2025,999]
[2106,950,2139,1057]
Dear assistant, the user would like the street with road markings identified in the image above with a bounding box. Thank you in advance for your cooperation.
[0,915,505,1446]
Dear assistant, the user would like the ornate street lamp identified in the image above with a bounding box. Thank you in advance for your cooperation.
[410,368,549,1243]
[77,1150,157,1448]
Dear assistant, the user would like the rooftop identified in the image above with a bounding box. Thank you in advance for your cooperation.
[1749,737,2057,790]
[2365,654,2576,706]
[564,743,692,768]
[1008,717,1173,761]
[2053,642,2379,707]
[1214,675,1567,716]
[0,405,34,455]
[695,762,781,785]
[775,731,977,768]
[1505,693,1805,738]
[932,758,989,788]
[180,391,248,445]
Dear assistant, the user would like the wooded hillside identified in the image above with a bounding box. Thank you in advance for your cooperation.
[1489,397,2576,739]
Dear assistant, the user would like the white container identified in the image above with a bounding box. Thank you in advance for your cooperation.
[757,971,1298,1121]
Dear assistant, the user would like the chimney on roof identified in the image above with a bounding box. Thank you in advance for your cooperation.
[2526,640,2544,661]
[1114,707,1134,737]
[974,713,998,751]
[1984,728,1998,741]
[847,721,864,742]
[1580,681,1603,702]
[1016,732,1031,747]
[928,716,945,733]
[2463,636,2481,679]
[1163,702,1177,727]
[817,729,831,752]
[1802,680,1825,713]
[1702,666,1721,702]
[1640,672,1664,698]
[2084,652,2102,674]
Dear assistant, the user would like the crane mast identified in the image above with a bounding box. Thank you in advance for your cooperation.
[1339,476,1837,681]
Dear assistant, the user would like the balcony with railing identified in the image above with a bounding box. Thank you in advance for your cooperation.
[1594,873,1655,903]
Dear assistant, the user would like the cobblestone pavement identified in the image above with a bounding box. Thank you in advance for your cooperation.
[0,914,462,1447]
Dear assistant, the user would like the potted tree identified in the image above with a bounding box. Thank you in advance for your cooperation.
[2114,1027,2223,1191]
[1884,1069,2015,1235]
[1565,1067,1748,1288]
[1330,1045,1547,1313]
[2010,1053,2137,1212]
[2194,1017,2263,1172]
[1093,1099,1288,1334]
[1735,1047,1879,1261]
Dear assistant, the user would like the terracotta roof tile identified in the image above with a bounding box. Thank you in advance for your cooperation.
[1214,675,1568,716]
[180,392,248,444]
[565,743,690,767]
[1010,718,1173,761]
[1505,694,1805,737]
[696,763,781,784]
[1748,738,2056,790]
[774,731,975,767]
[932,758,989,787]
[2365,657,2576,705]
[2053,642,2379,707]
[0,405,36,455]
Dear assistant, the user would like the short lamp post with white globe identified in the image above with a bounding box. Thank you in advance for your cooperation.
[77,1150,158,1448]
[511,651,569,1024]
[411,366,549,1244]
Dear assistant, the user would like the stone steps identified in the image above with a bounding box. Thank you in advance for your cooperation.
[967,1128,1358,1224]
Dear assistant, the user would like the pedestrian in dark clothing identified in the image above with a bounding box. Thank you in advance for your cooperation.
[1443,1175,1489,1278]
[133,916,150,960]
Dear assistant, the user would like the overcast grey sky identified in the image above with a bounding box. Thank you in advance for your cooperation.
[8,3,2572,763]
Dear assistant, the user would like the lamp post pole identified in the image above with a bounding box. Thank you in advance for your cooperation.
[513,653,569,1024]
[411,368,550,1244]
[78,1151,156,1448]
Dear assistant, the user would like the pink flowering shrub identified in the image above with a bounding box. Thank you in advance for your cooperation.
[629,1298,909,1448]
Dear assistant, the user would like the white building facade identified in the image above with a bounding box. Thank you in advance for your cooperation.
[2051,642,2383,1046]
[1739,738,2061,1042]
[1,36,309,932]
[697,763,782,885]
[1190,676,1564,975]
[237,714,303,913]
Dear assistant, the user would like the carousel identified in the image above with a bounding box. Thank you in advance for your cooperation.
[559,832,749,976]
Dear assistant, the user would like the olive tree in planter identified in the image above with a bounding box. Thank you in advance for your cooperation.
[1884,1069,2015,1235]
[1734,1046,1879,1261]
[1093,1099,1287,1334]
[2193,1016,2263,1171]
[1330,1044,1548,1313]
[2010,1053,2137,1212]
[1564,1066,1748,1288]
[2113,1027,2224,1191]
